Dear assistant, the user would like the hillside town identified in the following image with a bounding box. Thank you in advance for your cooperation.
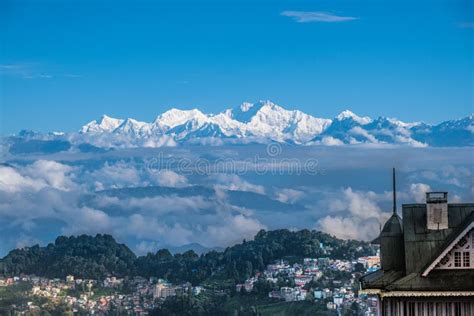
[0,252,380,315]
[237,255,380,314]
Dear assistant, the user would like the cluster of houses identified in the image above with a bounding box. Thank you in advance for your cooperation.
[236,255,380,313]
[1,253,381,314]
[0,274,203,314]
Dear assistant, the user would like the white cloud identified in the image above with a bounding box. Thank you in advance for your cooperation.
[126,215,194,245]
[151,170,188,188]
[61,207,114,235]
[419,170,438,180]
[317,187,391,240]
[0,63,81,79]
[320,136,344,146]
[393,135,427,147]
[205,214,266,247]
[88,161,190,190]
[24,160,76,191]
[0,161,76,193]
[350,126,379,143]
[445,178,463,187]
[451,194,462,203]
[135,240,161,255]
[142,135,177,148]
[281,11,358,23]
[275,188,304,204]
[329,187,386,220]
[410,166,471,189]
[212,174,265,194]
[409,183,431,203]
[59,196,264,250]
[317,216,381,240]
[0,166,45,193]
[90,161,141,189]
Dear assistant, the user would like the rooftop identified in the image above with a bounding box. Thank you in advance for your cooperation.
[361,201,474,292]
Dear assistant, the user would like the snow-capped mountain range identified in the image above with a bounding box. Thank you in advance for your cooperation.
[80,100,334,145]
[11,101,474,148]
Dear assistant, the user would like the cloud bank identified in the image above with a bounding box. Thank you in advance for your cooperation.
[0,146,472,256]
[281,11,358,23]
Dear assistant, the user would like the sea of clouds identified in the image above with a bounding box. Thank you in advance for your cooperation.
[0,145,473,257]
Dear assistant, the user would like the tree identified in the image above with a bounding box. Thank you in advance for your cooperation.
[252,279,274,296]
[1,229,374,284]
[354,263,365,273]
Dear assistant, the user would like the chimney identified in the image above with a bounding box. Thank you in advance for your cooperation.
[426,192,448,230]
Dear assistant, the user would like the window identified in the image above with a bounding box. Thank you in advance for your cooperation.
[435,229,473,271]
[454,252,461,267]
[463,252,470,267]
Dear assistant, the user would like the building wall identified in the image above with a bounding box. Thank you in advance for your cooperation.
[381,234,405,271]
[382,297,474,316]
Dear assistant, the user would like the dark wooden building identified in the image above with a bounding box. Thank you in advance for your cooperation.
[360,171,474,316]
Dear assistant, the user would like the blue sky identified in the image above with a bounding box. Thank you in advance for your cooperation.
[1,0,473,134]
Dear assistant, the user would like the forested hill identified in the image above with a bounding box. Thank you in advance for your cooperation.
[0,234,137,279]
[0,229,374,283]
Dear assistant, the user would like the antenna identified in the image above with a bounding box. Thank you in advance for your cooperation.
[392,168,397,215]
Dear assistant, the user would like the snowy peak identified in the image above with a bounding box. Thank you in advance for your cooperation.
[153,108,208,130]
[218,100,331,142]
[436,114,474,130]
[80,115,124,133]
[335,110,372,125]
[239,102,256,112]
[114,118,151,136]
[227,100,274,123]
